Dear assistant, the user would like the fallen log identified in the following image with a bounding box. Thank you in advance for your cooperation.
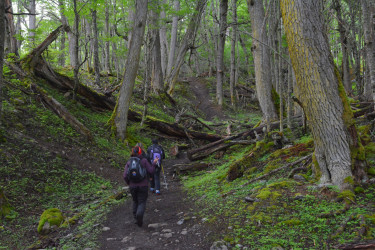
[334,240,375,249]
[173,162,209,175]
[187,119,286,161]
[30,83,93,140]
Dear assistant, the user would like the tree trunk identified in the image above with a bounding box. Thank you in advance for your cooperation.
[59,31,66,67]
[281,0,366,190]
[166,0,207,95]
[104,6,111,74]
[4,0,18,56]
[159,0,168,78]
[150,1,163,93]
[27,0,36,44]
[92,3,101,87]
[0,0,5,121]
[216,0,228,106]
[333,0,351,94]
[229,0,237,107]
[166,0,179,77]
[73,0,80,100]
[113,0,148,140]
[362,1,375,108]
[248,0,278,126]
[59,0,76,68]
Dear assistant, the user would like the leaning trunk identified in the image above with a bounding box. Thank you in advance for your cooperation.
[113,0,148,140]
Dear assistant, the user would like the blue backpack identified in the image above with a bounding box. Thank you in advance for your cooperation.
[127,157,146,182]
[150,146,162,167]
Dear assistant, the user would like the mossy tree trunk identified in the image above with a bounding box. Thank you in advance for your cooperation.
[113,0,148,140]
[281,0,366,191]
[247,0,278,127]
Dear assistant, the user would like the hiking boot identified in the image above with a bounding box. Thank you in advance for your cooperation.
[155,190,161,195]
[136,215,143,227]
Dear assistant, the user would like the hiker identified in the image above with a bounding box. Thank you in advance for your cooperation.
[136,142,148,158]
[123,146,158,227]
[147,138,165,195]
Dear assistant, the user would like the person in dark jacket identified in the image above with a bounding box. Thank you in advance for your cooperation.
[123,146,158,227]
[147,138,165,195]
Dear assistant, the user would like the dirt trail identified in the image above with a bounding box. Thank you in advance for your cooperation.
[99,77,226,249]
[187,77,226,121]
[99,158,213,250]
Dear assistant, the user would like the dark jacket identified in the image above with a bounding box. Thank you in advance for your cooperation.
[123,155,155,187]
[147,144,165,164]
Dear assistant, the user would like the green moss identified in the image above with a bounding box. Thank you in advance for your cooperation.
[337,190,355,202]
[365,143,375,158]
[268,180,296,189]
[278,219,303,226]
[365,214,375,224]
[354,187,365,194]
[344,176,355,185]
[368,167,375,176]
[312,152,322,180]
[271,87,280,116]
[37,208,64,234]
[256,188,281,201]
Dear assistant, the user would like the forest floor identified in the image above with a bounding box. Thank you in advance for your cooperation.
[99,77,225,250]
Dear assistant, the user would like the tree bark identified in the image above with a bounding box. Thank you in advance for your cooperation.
[248,0,278,126]
[166,0,179,78]
[166,0,207,95]
[104,6,111,74]
[216,0,228,106]
[281,0,366,190]
[362,1,375,108]
[159,0,168,78]
[150,1,163,93]
[27,0,36,44]
[0,0,5,121]
[229,0,238,107]
[91,3,101,87]
[59,0,76,68]
[113,0,148,140]
[4,0,18,56]
[333,0,351,94]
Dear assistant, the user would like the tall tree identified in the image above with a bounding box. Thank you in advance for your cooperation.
[150,1,163,93]
[59,0,76,67]
[216,0,228,106]
[4,0,18,56]
[113,0,148,140]
[333,0,351,94]
[0,0,5,120]
[91,0,100,86]
[26,0,36,44]
[248,0,278,126]
[281,0,366,190]
[166,0,207,95]
[362,0,375,105]
[166,0,179,77]
[159,0,168,78]
[229,0,238,106]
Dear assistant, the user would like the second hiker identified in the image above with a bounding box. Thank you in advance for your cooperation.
[147,138,165,195]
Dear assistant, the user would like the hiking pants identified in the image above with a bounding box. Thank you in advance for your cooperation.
[150,166,161,191]
[129,186,148,223]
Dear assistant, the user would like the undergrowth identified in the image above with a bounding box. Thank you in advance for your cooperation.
[183,137,375,249]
